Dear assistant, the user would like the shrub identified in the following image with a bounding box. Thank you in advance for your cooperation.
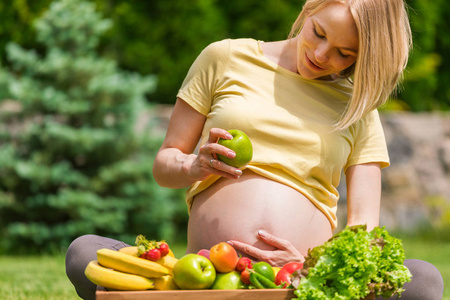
[0,0,187,254]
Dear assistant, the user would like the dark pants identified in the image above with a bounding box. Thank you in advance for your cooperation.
[65,234,444,300]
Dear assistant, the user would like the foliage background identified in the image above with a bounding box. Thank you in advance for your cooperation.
[2,0,449,110]
[0,0,449,254]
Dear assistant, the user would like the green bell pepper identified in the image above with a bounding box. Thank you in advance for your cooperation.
[249,271,278,289]
[249,262,278,289]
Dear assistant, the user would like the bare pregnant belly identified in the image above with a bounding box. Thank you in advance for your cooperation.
[186,170,333,258]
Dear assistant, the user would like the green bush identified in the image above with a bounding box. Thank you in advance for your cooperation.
[2,1,450,110]
[0,0,187,254]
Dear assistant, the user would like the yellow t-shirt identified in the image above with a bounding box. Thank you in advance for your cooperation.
[177,38,390,229]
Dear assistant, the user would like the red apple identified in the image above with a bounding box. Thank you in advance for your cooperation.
[275,262,303,288]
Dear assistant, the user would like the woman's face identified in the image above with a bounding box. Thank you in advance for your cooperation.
[297,3,359,80]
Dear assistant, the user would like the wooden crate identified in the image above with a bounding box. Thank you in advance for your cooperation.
[96,288,375,300]
[96,289,376,300]
[96,289,297,300]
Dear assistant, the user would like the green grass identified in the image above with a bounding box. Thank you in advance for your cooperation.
[0,238,447,300]
[0,255,79,300]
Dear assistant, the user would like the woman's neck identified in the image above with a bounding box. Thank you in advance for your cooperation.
[260,38,336,81]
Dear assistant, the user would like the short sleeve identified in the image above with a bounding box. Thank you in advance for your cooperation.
[176,39,230,116]
[344,109,390,172]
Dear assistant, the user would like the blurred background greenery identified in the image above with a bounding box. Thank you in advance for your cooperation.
[0,0,449,299]
[0,0,449,253]
[2,0,450,110]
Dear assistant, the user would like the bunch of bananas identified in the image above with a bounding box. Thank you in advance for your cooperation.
[85,246,179,291]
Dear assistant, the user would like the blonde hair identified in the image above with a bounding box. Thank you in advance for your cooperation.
[289,0,412,130]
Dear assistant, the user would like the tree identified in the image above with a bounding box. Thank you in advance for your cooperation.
[3,1,450,110]
[93,0,228,104]
[397,0,448,110]
[0,0,185,254]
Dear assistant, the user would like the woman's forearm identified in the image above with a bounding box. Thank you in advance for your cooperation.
[152,100,243,189]
[152,148,198,189]
[345,163,382,231]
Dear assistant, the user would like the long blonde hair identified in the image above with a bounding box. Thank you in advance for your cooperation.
[289,0,412,130]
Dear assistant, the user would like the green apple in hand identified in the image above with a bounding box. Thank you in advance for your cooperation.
[217,129,253,168]
[211,271,247,290]
[172,254,216,290]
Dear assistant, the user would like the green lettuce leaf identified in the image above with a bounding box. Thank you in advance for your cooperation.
[294,225,412,300]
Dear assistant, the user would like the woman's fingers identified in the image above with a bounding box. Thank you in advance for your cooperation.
[227,231,305,266]
[199,142,236,161]
[200,128,235,160]
[226,240,266,261]
[195,127,242,178]
[228,240,287,266]
[207,127,232,143]
[206,160,239,178]
[257,230,304,264]
[257,230,291,250]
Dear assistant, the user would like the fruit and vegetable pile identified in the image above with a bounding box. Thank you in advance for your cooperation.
[85,226,412,300]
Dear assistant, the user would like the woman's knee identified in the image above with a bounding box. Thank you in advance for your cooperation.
[65,234,108,300]
[66,235,102,267]
[402,259,444,300]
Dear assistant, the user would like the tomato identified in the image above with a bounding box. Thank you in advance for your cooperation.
[240,268,251,285]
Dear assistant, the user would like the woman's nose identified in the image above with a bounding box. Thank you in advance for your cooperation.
[315,44,330,63]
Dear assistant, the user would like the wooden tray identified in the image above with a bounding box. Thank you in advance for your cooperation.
[96,289,376,300]
[96,288,297,300]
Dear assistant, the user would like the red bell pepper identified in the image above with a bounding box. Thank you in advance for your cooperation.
[275,262,303,288]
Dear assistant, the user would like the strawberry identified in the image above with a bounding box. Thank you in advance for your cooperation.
[158,242,170,257]
[235,256,253,272]
[145,248,161,261]
[240,268,251,285]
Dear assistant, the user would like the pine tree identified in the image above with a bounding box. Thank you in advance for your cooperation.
[0,0,185,253]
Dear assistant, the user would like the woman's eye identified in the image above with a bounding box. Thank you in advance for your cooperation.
[339,51,350,58]
[313,27,325,38]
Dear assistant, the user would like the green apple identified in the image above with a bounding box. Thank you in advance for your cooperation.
[172,254,216,290]
[211,271,247,290]
[217,129,253,168]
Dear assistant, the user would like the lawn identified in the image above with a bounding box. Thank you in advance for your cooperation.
[0,255,79,300]
[0,238,447,300]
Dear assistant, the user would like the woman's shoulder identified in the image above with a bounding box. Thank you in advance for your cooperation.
[202,38,260,57]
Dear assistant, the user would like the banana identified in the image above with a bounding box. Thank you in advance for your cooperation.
[156,255,178,274]
[154,275,179,290]
[119,246,139,257]
[118,246,178,274]
[85,260,154,291]
[97,248,169,278]
[119,246,176,258]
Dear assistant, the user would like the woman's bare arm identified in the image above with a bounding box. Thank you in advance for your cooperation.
[152,98,242,188]
[345,162,382,231]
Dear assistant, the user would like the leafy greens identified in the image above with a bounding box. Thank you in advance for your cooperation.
[294,225,412,300]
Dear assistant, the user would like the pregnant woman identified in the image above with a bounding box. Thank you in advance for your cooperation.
[66,1,444,299]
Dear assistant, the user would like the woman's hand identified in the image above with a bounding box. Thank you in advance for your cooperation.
[153,99,242,188]
[228,230,305,267]
[187,128,243,181]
